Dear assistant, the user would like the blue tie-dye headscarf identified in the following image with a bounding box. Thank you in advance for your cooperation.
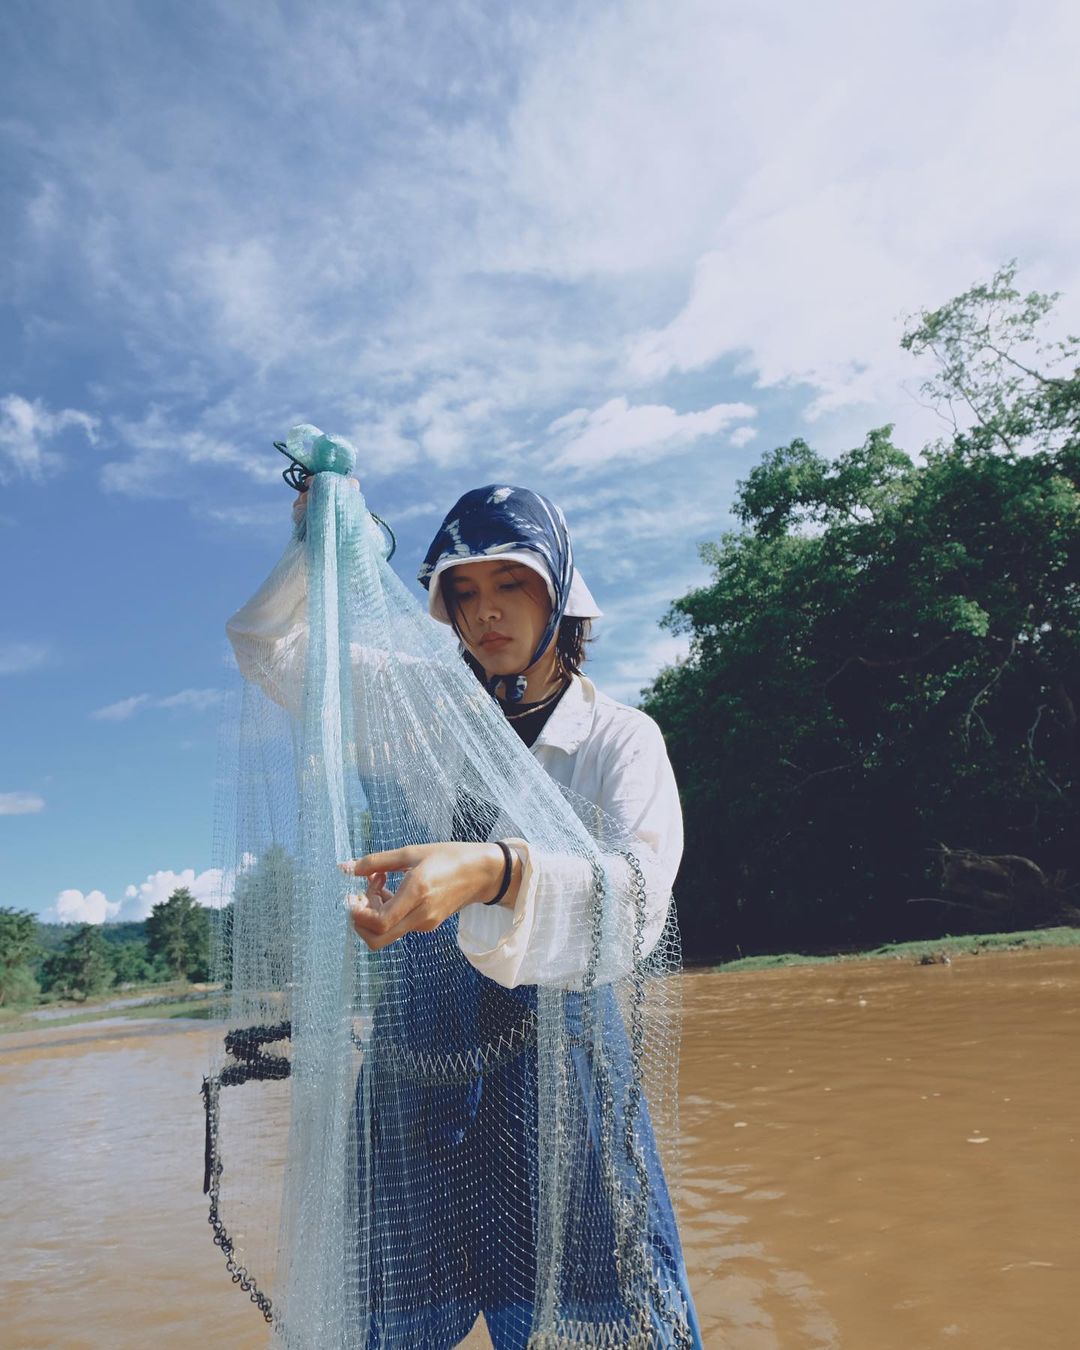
[418,485,574,703]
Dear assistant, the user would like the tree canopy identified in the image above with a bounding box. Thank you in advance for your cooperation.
[0,908,40,1005]
[145,886,211,981]
[643,265,1080,960]
[0,907,199,1009]
[40,923,115,1001]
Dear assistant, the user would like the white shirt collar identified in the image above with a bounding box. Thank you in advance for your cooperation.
[532,674,596,756]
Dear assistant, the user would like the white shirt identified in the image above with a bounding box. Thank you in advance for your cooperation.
[457,673,683,988]
[226,537,683,989]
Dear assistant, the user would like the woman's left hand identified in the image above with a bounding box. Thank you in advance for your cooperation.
[341,842,517,950]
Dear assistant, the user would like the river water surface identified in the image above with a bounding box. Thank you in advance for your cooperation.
[1,947,1076,1348]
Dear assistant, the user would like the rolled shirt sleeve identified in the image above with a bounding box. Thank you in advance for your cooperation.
[457,710,683,989]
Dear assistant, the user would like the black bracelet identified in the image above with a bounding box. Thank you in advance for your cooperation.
[485,840,514,906]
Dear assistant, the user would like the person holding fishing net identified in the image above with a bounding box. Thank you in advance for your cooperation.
[209,426,702,1348]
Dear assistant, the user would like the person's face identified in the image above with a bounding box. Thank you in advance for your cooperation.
[443,559,554,677]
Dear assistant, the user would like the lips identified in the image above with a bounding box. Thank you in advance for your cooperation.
[480,633,512,648]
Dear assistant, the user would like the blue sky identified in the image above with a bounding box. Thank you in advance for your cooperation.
[3,0,1078,922]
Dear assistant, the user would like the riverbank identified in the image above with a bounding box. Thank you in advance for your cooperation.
[0,981,213,1035]
[2,926,1077,1036]
[714,923,1080,973]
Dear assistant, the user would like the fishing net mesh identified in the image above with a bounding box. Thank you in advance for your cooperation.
[205,470,695,1348]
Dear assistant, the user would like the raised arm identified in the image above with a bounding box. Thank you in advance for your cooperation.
[226,530,310,716]
[225,487,394,718]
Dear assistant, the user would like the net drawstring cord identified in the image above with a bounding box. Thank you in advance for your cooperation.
[273,440,397,561]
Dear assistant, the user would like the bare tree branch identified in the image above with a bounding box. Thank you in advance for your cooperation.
[961,636,1017,749]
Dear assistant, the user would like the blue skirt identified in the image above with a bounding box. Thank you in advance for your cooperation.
[353,941,702,1349]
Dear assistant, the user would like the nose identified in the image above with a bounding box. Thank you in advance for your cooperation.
[477,589,502,623]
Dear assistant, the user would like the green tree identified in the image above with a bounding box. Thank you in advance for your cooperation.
[644,266,1080,959]
[108,938,167,987]
[145,887,210,981]
[0,907,40,1006]
[217,845,297,989]
[900,259,1079,458]
[40,924,115,1001]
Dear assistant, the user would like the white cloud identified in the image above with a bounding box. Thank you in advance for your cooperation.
[206,503,287,529]
[43,861,243,925]
[156,688,225,712]
[102,406,277,497]
[0,641,49,675]
[0,393,98,483]
[612,0,1080,446]
[471,0,1080,454]
[92,688,223,721]
[378,498,445,524]
[8,0,1080,498]
[572,498,728,562]
[92,694,151,722]
[729,426,758,450]
[547,396,755,471]
[183,237,293,370]
[484,1,753,280]
[121,866,226,920]
[47,888,121,925]
[0,791,45,815]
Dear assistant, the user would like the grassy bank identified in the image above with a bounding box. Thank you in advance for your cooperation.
[715,925,1080,973]
[3,929,1078,1034]
[0,982,214,1035]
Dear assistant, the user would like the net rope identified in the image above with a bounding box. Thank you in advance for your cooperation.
[205,464,700,1348]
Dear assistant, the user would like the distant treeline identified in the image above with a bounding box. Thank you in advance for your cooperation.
[0,888,211,1006]
[643,265,1080,961]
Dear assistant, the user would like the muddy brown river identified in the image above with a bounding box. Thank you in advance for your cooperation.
[1,947,1076,1348]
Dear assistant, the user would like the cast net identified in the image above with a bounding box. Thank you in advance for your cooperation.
[204,451,696,1348]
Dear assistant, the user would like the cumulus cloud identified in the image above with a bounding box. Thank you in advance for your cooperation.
[92,688,223,721]
[0,641,49,675]
[121,866,227,920]
[547,397,755,471]
[0,791,45,815]
[42,861,243,925]
[47,888,121,924]
[730,426,758,449]
[0,393,98,483]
